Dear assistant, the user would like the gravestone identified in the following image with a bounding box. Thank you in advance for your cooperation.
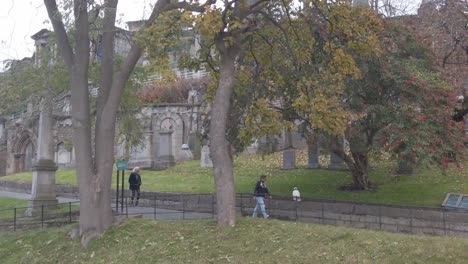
[200,145,213,168]
[307,142,320,169]
[179,144,194,161]
[396,148,415,175]
[282,149,296,170]
[329,137,348,170]
[397,159,414,175]
[155,131,175,169]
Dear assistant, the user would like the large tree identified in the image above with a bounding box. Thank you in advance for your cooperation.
[191,0,270,227]
[236,1,383,189]
[338,19,465,189]
[43,0,212,245]
[235,1,465,190]
[135,0,276,229]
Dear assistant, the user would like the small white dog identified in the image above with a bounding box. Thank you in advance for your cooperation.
[292,187,301,202]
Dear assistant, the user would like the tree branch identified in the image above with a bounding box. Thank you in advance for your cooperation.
[96,0,118,119]
[43,0,74,68]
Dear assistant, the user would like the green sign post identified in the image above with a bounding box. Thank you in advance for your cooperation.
[117,160,128,170]
[115,160,127,213]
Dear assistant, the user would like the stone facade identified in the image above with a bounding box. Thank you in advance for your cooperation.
[0,25,211,175]
[0,99,207,175]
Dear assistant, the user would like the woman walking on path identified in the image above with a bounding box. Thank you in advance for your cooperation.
[129,167,142,206]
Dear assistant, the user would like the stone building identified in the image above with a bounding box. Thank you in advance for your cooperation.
[0,23,209,176]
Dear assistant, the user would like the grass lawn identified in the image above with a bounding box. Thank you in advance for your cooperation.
[0,197,28,218]
[0,218,467,264]
[0,197,79,221]
[1,151,467,207]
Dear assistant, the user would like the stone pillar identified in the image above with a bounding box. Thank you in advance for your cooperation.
[329,137,347,170]
[307,141,320,169]
[188,132,201,160]
[27,107,58,216]
[26,160,58,215]
[200,145,213,168]
[155,131,175,169]
[282,149,296,170]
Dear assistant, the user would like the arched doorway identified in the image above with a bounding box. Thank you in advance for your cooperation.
[24,142,34,171]
[13,131,36,173]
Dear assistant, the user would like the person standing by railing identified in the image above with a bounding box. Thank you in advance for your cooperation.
[252,175,271,219]
[129,167,142,206]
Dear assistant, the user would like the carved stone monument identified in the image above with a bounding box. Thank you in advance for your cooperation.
[307,141,320,169]
[200,145,213,168]
[155,131,175,169]
[282,149,296,170]
[179,144,194,161]
[282,130,296,170]
[188,132,202,160]
[26,107,58,216]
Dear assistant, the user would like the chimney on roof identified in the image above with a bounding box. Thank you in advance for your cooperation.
[353,0,369,7]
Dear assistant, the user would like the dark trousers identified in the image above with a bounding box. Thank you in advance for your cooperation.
[131,187,140,205]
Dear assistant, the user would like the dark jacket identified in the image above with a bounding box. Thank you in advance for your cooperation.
[253,180,269,197]
[128,172,141,190]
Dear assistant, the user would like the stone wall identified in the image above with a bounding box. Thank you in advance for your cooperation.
[237,196,468,238]
[1,181,467,238]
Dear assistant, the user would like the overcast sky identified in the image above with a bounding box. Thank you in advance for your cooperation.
[0,0,152,69]
[0,0,422,69]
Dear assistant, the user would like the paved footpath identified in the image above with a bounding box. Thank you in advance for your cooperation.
[0,190,213,220]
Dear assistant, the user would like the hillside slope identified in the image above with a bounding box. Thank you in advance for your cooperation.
[0,218,467,264]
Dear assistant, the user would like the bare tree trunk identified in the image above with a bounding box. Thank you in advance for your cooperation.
[44,0,213,245]
[332,139,373,191]
[349,152,372,190]
[209,45,239,227]
[36,96,54,160]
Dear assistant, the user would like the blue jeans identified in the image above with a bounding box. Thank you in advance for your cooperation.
[252,197,268,218]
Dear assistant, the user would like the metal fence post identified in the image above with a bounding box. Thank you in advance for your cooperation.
[321,203,324,224]
[121,170,125,213]
[295,201,298,222]
[182,195,185,220]
[116,170,120,212]
[240,194,243,216]
[379,205,382,230]
[69,202,72,223]
[125,197,128,218]
[13,208,16,232]
[211,195,214,218]
[41,205,44,229]
[153,195,157,220]
[409,209,413,233]
[443,210,447,235]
